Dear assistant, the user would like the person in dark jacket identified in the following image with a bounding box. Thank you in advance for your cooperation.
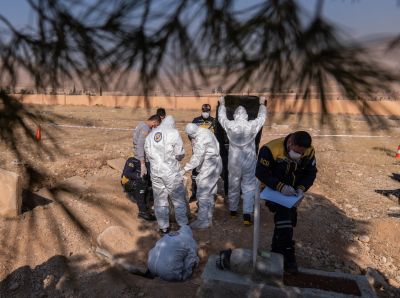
[190,104,216,202]
[256,131,317,274]
[121,114,161,221]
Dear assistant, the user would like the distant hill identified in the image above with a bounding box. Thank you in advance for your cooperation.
[4,35,399,96]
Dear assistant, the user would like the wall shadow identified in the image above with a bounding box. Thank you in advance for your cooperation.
[22,190,53,213]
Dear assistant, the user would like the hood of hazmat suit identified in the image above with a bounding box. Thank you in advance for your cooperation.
[144,115,185,178]
[161,115,176,129]
[147,225,199,281]
[185,123,198,139]
[218,102,267,213]
[233,106,249,122]
[184,125,221,174]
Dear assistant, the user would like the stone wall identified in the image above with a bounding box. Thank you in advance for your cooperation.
[13,94,400,116]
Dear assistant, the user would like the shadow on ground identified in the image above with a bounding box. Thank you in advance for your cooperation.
[375,172,400,205]
[0,179,388,297]
[372,147,396,157]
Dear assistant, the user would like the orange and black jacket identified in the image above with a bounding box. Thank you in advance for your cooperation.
[255,134,317,192]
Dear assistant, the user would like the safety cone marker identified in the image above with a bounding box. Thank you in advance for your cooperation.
[35,125,41,141]
[396,145,400,160]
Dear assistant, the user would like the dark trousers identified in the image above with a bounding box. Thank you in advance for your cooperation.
[125,159,152,213]
[221,152,229,196]
[267,202,297,263]
[191,169,198,198]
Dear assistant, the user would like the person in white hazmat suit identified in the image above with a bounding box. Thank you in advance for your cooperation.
[147,225,199,281]
[144,115,188,235]
[181,123,223,229]
[218,96,267,225]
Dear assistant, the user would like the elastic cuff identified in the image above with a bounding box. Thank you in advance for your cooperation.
[297,185,306,191]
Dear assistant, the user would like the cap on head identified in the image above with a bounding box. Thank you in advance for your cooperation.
[185,123,199,137]
[201,104,211,112]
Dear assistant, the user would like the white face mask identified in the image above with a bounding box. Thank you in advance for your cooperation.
[202,112,210,119]
[288,150,302,160]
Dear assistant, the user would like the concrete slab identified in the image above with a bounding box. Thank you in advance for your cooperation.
[96,225,156,268]
[107,158,126,172]
[298,268,377,298]
[198,255,377,298]
[59,176,91,192]
[228,248,284,284]
[97,226,137,256]
[198,255,300,298]
[255,251,284,283]
[0,168,22,217]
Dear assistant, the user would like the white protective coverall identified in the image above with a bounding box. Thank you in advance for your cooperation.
[218,100,267,214]
[147,225,199,281]
[144,115,188,230]
[183,124,223,229]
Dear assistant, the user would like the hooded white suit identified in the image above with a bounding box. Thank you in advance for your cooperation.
[218,103,266,214]
[144,115,188,230]
[147,225,199,281]
[184,124,222,229]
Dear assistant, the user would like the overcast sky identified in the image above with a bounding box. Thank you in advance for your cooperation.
[1,0,400,39]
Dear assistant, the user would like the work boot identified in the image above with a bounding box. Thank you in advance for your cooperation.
[230,211,237,218]
[190,219,211,230]
[283,245,298,274]
[159,228,170,236]
[243,213,252,226]
[271,248,299,274]
[138,211,156,221]
[284,260,299,274]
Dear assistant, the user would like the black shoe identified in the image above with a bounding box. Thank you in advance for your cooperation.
[243,214,252,226]
[138,212,156,221]
[284,260,299,274]
[230,211,237,218]
[159,228,170,236]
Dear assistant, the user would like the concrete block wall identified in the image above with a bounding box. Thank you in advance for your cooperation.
[13,94,400,116]
[0,169,22,217]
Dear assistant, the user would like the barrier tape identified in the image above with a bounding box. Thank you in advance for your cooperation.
[46,123,133,131]
[45,123,392,138]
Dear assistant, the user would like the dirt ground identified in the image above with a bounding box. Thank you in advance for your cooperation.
[0,104,400,297]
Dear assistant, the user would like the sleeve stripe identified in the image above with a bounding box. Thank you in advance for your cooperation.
[277,182,284,191]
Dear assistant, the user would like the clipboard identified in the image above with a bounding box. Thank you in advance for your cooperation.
[260,187,303,208]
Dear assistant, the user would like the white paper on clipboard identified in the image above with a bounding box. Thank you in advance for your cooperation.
[260,187,303,208]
